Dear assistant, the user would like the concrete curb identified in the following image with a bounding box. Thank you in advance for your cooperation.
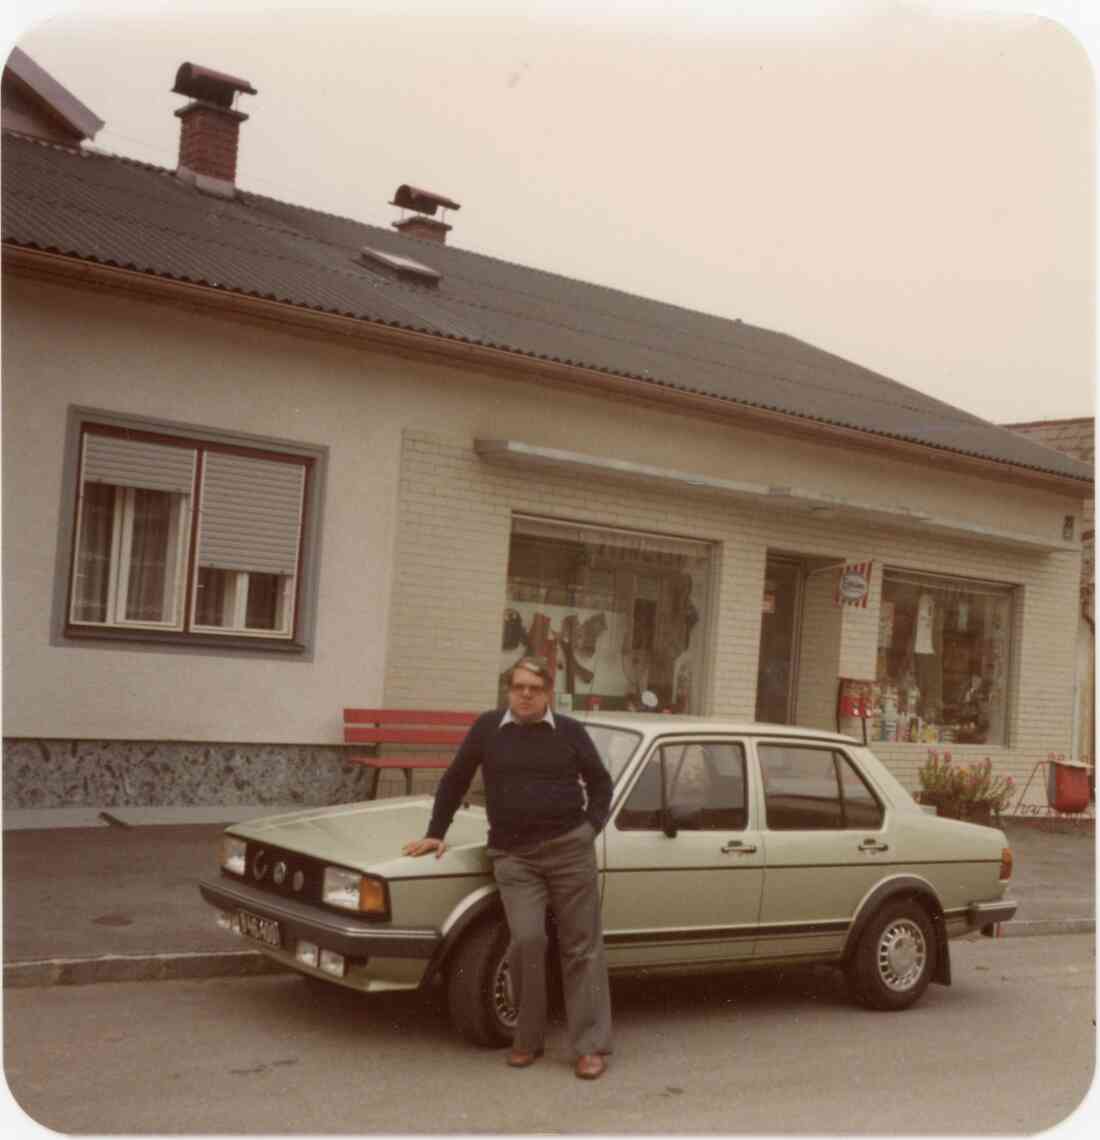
[998,918,1095,938]
[5,920,1093,989]
[4,950,292,989]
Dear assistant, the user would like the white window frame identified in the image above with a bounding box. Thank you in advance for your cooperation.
[70,482,192,632]
[190,568,296,638]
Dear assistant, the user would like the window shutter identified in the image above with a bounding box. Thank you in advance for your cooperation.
[83,434,196,494]
[197,453,306,576]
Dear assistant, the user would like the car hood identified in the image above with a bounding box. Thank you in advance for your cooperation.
[224,796,491,876]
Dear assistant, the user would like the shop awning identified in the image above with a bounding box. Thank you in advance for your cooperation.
[474,439,1078,554]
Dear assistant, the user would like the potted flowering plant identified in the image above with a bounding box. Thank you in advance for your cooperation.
[916,750,1015,825]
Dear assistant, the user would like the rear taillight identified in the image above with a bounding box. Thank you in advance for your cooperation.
[1000,847,1013,880]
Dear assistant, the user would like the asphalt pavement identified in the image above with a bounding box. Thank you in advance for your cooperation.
[2,805,1094,988]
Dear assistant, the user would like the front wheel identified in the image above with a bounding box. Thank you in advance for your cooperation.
[848,899,936,1011]
[446,918,517,1047]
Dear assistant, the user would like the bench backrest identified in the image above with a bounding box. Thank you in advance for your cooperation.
[343,708,478,748]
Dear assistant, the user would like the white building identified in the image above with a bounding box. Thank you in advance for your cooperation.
[2,53,1091,811]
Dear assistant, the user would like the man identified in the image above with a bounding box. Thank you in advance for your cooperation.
[402,656,614,1079]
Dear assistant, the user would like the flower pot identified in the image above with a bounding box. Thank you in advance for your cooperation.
[957,802,993,826]
[917,793,994,826]
[1047,761,1090,814]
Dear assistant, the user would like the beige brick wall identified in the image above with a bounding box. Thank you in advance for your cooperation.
[1006,418,1093,772]
[387,429,1083,807]
[793,567,842,729]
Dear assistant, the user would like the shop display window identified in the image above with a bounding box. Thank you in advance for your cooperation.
[503,516,712,713]
[874,569,1014,746]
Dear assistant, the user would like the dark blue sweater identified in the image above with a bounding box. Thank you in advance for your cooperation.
[426,710,613,850]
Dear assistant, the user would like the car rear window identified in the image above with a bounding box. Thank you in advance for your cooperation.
[759,744,884,830]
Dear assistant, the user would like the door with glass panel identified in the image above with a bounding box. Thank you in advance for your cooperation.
[601,738,764,968]
[755,557,803,724]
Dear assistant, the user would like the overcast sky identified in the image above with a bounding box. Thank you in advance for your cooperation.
[4,1,1097,426]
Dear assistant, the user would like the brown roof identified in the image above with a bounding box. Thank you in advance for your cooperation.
[2,130,1091,486]
[1004,418,1094,467]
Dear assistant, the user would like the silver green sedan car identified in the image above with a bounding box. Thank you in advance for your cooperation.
[199,716,1017,1046]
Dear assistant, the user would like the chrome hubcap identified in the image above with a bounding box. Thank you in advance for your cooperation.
[492,955,519,1029]
[877,919,927,991]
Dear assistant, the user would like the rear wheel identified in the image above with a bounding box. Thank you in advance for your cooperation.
[446,918,517,1047]
[848,899,936,1011]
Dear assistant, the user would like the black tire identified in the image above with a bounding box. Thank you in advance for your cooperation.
[446,918,517,1048]
[848,899,936,1011]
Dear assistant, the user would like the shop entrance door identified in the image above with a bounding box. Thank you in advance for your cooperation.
[755,558,803,725]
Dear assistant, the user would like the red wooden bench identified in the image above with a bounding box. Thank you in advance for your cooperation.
[344,709,478,799]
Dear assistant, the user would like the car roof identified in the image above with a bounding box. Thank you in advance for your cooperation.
[572,712,859,746]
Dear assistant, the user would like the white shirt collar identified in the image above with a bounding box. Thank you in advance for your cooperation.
[500,706,556,729]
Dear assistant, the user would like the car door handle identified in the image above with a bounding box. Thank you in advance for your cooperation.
[720,840,758,854]
[858,839,890,853]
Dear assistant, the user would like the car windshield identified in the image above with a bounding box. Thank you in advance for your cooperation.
[584,725,644,784]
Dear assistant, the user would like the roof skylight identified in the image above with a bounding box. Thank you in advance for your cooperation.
[359,246,441,284]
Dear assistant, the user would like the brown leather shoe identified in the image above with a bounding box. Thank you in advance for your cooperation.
[574,1054,607,1080]
[507,1048,544,1068]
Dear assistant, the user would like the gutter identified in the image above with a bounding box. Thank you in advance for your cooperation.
[3,244,1092,498]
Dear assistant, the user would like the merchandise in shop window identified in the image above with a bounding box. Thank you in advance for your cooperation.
[502,519,711,714]
[871,570,1013,747]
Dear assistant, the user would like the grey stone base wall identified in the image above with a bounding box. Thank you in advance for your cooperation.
[1,739,420,810]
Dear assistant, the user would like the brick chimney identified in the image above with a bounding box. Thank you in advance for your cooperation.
[393,215,452,243]
[390,184,461,244]
[171,63,256,198]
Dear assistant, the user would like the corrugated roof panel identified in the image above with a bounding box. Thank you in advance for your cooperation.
[2,132,1091,484]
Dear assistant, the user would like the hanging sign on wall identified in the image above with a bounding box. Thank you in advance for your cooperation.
[835,560,873,608]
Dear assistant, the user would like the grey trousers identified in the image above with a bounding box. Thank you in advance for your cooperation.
[488,820,613,1057]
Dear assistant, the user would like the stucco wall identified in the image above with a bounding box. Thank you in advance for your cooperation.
[1,274,1087,809]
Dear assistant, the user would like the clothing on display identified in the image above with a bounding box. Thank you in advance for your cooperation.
[504,520,711,713]
[873,571,1013,746]
[914,593,935,655]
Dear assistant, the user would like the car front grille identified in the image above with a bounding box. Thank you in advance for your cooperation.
[235,841,329,906]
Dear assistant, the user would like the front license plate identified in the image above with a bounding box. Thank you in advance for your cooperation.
[238,910,281,949]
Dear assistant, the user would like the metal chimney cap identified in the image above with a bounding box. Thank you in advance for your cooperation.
[389,184,462,216]
[172,63,257,108]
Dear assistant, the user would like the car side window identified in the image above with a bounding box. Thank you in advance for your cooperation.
[617,741,747,831]
[759,744,883,830]
[836,754,885,828]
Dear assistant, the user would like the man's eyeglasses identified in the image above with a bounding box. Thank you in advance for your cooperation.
[510,683,545,695]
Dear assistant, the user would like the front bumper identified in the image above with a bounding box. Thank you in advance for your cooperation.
[198,876,441,960]
[969,898,1018,934]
